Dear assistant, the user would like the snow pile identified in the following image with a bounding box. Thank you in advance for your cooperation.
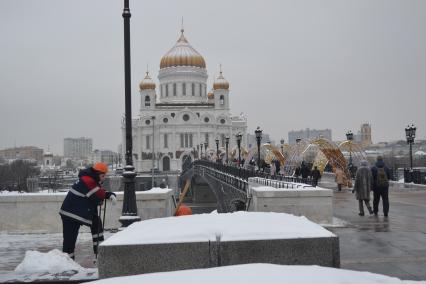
[144,187,172,194]
[0,249,98,282]
[89,263,425,284]
[102,212,335,246]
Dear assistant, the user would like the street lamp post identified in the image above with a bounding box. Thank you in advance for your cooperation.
[200,143,203,159]
[204,142,208,159]
[225,136,230,165]
[151,116,155,188]
[236,133,242,167]
[255,127,262,168]
[215,138,219,163]
[119,0,140,227]
[280,138,285,154]
[346,130,354,166]
[405,124,416,170]
[196,144,200,159]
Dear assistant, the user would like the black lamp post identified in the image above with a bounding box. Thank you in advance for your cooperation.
[280,138,284,154]
[346,130,354,167]
[119,0,140,227]
[236,133,242,167]
[204,142,208,159]
[200,143,203,158]
[151,116,155,188]
[255,127,262,168]
[405,124,416,170]
[225,136,230,165]
[215,138,219,162]
[196,144,200,159]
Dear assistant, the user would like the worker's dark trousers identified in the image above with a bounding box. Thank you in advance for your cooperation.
[62,215,104,259]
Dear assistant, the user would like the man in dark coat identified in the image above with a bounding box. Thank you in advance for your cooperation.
[353,160,373,216]
[59,162,116,259]
[371,156,391,217]
[311,166,321,187]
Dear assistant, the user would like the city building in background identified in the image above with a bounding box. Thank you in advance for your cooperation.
[355,123,372,147]
[247,133,274,149]
[288,128,332,144]
[89,149,118,165]
[125,28,247,172]
[63,137,93,159]
[0,146,43,162]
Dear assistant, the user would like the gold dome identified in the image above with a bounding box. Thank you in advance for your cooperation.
[160,29,206,69]
[139,71,156,90]
[213,71,229,90]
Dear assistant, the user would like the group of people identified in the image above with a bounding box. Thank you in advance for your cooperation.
[352,156,391,217]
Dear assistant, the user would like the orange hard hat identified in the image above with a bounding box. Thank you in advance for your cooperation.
[93,162,108,174]
[175,205,192,216]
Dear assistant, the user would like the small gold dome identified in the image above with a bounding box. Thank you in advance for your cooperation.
[213,71,229,90]
[139,72,156,90]
[160,29,206,69]
[207,92,214,100]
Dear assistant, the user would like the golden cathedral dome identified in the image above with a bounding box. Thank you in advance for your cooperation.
[160,29,206,69]
[213,71,229,90]
[139,71,156,90]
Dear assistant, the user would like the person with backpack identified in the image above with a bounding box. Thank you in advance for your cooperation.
[353,160,373,216]
[59,162,116,260]
[371,156,391,217]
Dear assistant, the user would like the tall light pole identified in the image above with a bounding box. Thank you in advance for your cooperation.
[200,143,203,159]
[119,0,140,227]
[196,144,200,159]
[204,142,208,159]
[235,133,242,167]
[405,124,416,170]
[255,127,262,168]
[346,130,354,167]
[215,138,219,163]
[225,136,230,165]
[151,116,155,188]
[280,138,284,154]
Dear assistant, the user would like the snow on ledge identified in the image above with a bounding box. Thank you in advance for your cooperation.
[101,212,335,246]
[90,263,420,284]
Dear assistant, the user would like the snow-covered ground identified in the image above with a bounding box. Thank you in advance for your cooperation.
[102,212,335,246]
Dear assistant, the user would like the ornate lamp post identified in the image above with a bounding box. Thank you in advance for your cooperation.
[346,130,354,167]
[119,0,140,227]
[225,136,230,165]
[196,144,200,159]
[151,116,155,188]
[255,127,263,168]
[280,138,285,154]
[236,133,242,167]
[204,142,208,159]
[215,138,220,162]
[405,124,416,170]
[200,143,203,158]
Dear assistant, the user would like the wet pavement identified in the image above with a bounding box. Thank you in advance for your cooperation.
[326,186,426,281]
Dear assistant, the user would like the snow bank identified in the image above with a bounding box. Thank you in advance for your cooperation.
[102,212,335,246]
[90,263,425,284]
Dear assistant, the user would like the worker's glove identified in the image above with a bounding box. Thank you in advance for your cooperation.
[105,191,116,199]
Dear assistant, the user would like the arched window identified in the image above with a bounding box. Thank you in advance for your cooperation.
[145,95,151,107]
[220,95,224,105]
[166,84,169,97]
[192,83,195,96]
[182,83,186,96]
[173,83,177,96]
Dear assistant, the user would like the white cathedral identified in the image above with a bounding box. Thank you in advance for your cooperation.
[123,28,247,172]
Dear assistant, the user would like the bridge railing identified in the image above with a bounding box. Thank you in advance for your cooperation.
[192,160,314,186]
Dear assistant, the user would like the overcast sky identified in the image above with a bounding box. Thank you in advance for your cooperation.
[1,0,425,155]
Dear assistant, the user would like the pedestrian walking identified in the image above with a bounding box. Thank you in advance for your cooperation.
[335,167,345,191]
[59,162,116,260]
[353,160,373,216]
[311,166,321,187]
[371,156,391,217]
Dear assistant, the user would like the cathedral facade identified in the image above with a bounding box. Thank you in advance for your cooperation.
[123,28,247,172]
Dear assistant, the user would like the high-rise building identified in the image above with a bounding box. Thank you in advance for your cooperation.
[288,128,332,144]
[356,123,372,147]
[63,137,93,159]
